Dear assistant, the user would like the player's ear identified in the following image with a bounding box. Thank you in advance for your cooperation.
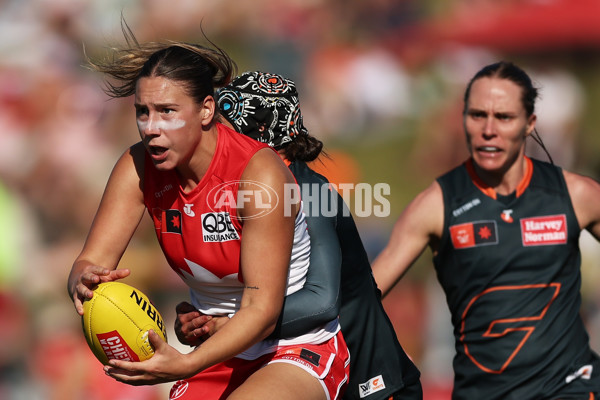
[201,95,216,126]
[525,113,536,137]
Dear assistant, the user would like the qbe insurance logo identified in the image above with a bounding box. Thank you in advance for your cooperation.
[206,180,391,220]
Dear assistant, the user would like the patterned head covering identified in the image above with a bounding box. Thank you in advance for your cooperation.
[216,71,308,149]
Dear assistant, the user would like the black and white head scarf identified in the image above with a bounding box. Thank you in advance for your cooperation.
[216,71,308,149]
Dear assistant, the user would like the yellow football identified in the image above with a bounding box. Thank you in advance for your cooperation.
[82,281,168,365]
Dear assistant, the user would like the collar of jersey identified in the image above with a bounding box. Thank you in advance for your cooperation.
[465,156,533,200]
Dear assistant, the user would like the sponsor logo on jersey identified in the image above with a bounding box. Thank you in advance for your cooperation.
[183,203,195,217]
[520,214,567,246]
[358,375,386,398]
[201,212,240,242]
[501,209,514,223]
[449,221,498,249]
[565,364,593,383]
[452,198,482,217]
[165,209,182,234]
[97,331,140,362]
[154,183,174,198]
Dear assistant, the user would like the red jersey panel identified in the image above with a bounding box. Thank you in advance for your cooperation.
[143,123,269,288]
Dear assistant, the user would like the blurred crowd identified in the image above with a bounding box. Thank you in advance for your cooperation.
[1,0,599,399]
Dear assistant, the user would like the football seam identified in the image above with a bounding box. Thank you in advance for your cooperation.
[95,291,157,355]
[85,296,94,340]
[97,291,145,332]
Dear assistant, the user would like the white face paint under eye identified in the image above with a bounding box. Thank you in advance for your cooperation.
[137,118,186,132]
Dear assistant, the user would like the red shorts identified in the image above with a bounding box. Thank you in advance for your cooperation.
[169,331,349,400]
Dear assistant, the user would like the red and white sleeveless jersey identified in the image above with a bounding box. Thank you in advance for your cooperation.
[143,124,338,358]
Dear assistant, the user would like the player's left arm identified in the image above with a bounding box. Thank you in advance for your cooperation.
[564,170,600,240]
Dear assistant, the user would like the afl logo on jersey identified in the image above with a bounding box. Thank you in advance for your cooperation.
[201,212,240,242]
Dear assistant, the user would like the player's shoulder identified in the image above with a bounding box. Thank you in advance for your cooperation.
[400,180,444,238]
[110,142,146,182]
[562,169,600,205]
[562,168,600,193]
[244,147,291,182]
[414,180,443,207]
[562,168,600,220]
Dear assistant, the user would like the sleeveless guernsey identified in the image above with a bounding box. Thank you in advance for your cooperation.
[143,123,338,360]
[435,157,600,399]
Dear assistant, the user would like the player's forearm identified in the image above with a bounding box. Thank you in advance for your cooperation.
[185,303,279,373]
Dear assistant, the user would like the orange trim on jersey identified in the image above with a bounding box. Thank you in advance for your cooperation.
[515,157,533,197]
[459,282,561,374]
[465,159,496,199]
[465,157,534,200]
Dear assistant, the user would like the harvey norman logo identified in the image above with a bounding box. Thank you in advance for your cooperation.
[520,214,567,246]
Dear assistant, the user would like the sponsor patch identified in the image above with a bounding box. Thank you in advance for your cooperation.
[520,214,567,246]
[358,375,386,398]
[449,221,498,249]
[97,331,140,362]
[201,212,240,242]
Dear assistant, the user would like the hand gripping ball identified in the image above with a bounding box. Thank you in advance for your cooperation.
[82,281,168,365]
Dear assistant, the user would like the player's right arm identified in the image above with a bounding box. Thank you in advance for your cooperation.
[175,163,342,344]
[67,143,147,315]
[371,181,444,297]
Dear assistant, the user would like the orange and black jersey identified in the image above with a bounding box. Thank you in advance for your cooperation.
[435,157,600,400]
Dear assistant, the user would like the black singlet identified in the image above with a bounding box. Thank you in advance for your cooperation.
[434,157,600,399]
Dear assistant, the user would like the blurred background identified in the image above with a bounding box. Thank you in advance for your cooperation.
[1,0,600,398]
